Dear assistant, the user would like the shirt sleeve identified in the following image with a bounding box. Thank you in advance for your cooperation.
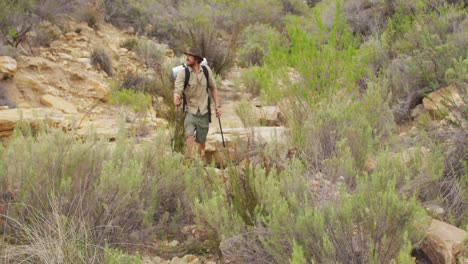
[206,66,217,91]
[174,69,185,96]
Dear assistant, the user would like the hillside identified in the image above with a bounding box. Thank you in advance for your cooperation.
[0,0,466,263]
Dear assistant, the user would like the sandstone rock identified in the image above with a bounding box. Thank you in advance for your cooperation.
[221,79,234,88]
[254,106,285,126]
[40,94,78,114]
[153,256,169,264]
[364,155,375,172]
[170,257,183,264]
[168,240,179,247]
[77,58,91,65]
[0,56,17,79]
[425,205,445,218]
[64,32,77,40]
[423,84,464,119]
[58,52,74,61]
[21,56,56,71]
[16,102,32,109]
[183,255,199,264]
[78,77,110,101]
[411,104,425,118]
[76,117,121,139]
[205,126,287,165]
[421,219,467,264]
[0,108,64,137]
[143,255,169,264]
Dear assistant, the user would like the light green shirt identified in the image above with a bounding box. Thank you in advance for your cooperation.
[174,65,216,115]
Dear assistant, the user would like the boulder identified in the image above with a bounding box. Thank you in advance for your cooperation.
[0,108,64,137]
[205,126,287,165]
[423,84,464,118]
[40,94,78,114]
[421,219,467,264]
[254,106,285,126]
[183,255,199,264]
[0,56,17,79]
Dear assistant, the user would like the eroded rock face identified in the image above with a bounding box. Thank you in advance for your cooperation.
[41,94,78,114]
[421,219,467,264]
[0,108,64,137]
[0,56,17,79]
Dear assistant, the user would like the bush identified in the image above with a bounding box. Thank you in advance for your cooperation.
[195,153,429,263]
[109,88,152,114]
[0,127,206,252]
[237,24,283,67]
[33,0,78,22]
[135,39,165,68]
[239,66,267,96]
[119,38,139,51]
[343,0,390,35]
[370,3,468,122]
[0,0,37,47]
[0,43,19,59]
[1,198,101,263]
[178,23,235,77]
[91,47,113,76]
[30,21,62,47]
[423,125,468,226]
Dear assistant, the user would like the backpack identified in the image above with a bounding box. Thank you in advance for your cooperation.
[183,65,211,123]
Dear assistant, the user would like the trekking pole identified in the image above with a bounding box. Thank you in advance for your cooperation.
[218,116,226,148]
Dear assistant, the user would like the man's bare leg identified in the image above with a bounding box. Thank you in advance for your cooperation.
[185,136,195,159]
[198,144,205,156]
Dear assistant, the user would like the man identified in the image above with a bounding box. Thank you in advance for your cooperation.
[174,47,221,159]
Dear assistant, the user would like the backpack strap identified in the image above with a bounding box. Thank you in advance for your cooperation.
[182,66,190,112]
[201,65,211,123]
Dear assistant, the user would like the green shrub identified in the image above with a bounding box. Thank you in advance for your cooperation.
[119,38,139,51]
[104,245,142,264]
[135,39,165,68]
[195,152,429,263]
[238,24,283,67]
[423,126,468,226]
[343,0,390,35]
[30,21,62,47]
[0,0,37,47]
[371,3,468,122]
[239,66,268,96]
[0,126,204,249]
[81,6,100,29]
[91,47,113,76]
[1,199,101,263]
[33,0,78,22]
[110,88,151,113]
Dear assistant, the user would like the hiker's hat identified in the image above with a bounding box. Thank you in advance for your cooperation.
[183,47,203,59]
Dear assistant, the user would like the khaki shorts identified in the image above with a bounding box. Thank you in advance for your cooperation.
[184,112,210,144]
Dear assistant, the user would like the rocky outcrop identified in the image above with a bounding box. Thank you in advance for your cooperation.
[423,84,464,118]
[421,219,467,264]
[41,94,78,114]
[0,56,17,79]
[0,108,64,137]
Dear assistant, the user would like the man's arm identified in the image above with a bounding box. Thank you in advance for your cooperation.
[174,69,185,106]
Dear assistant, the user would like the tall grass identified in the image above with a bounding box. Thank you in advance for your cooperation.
[0,126,209,259]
